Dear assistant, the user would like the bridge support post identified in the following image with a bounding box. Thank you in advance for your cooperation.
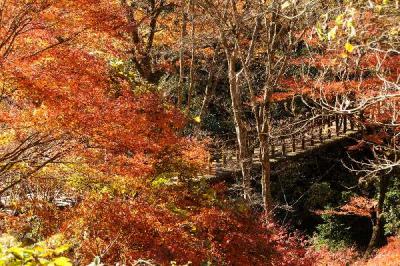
[378,101,382,115]
[335,114,340,136]
[208,154,212,174]
[350,117,355,131]
[327,115,332,127]
[292,136,296,152]
[271,143,275,158]
[319,127,323,143]
[371,109,376,121]
[310,125,315,146]
[281,138,286,156]
[343,115,348,134]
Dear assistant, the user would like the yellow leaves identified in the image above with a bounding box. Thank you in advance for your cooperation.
[335,14,344,25]
[24,37,34,44]
[346,19,356,37]
[281,1,291,9]
[31,56,55,68]
[8,247,25,259]
[109,58,124,68]
[33,104,49,118]
[53,245,70,256]
[317,6,358,45]
[0,234,72,266]
[281,0,301,10]
[50,257,72,266]
[316,23,325,41]
[375,4,383,12]
[327,26,338,41]
[193,116,201,123]
[389,27,399,36]
[340,42,355,58]
[0,130,16,145]
[345,42,355,53]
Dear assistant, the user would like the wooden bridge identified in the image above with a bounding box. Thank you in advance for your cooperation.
[206,114,361,176]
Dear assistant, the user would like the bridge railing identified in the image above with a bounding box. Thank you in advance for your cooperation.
[206,113,363,175]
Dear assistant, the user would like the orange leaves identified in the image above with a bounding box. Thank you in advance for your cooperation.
[62,197,209,265]
[315,196,376,218]
[9,38,185,177]
[0,0,190,179]
[364,133,387,146]
[315,246,358,266]
[61,193,315,266]
[360,237,400,266]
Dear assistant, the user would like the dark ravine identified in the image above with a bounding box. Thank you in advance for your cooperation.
[211,134,376,248]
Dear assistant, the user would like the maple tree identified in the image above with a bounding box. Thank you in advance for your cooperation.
[0,0,198,180]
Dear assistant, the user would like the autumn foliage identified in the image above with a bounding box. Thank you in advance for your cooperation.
[61,193,316,265]
[0,0,399,265]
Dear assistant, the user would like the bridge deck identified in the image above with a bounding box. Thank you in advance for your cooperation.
[205,114,360,176]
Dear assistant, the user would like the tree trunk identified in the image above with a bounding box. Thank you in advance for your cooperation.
[178,0,187,108]
[199,49,220,122]
[364,174,390,258]
[199,77,215,122]
[259,133,273,212]
[186,0,195,115]
[227,55,252,200]
[255,90,273,212]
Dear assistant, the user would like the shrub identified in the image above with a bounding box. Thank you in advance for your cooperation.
[0,234,72,266]
[2,200,68,243]
[313,214,353,251]
[306,182,333,209]
[62,196,316,265]
[384,179,400,236]
[153,139,209,181]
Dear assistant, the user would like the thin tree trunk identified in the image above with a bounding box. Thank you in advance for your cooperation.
[186,0,195,114]
[199,69,220,122]
[199,47,220,121]
[178,0,187,108]
[227,55,252,200]
[364,174,390,258]
[259,121,273,212]
[261,156,272,212]
[199,77,215,121]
